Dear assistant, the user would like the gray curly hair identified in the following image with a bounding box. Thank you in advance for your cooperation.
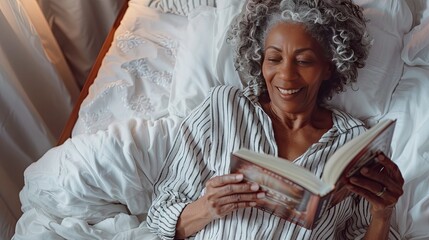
[227,0,372,101]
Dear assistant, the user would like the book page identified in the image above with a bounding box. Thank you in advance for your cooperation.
[232,149,331,194]
[230,154,329,229]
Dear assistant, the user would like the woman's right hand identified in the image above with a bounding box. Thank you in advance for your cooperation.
[175,174,264,238]
[203,173,265,219]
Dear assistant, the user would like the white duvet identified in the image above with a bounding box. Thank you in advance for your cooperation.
[14,117,181,239]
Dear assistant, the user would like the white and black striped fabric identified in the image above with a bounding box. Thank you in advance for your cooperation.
[147,0,216,16]
[147,85,401,239]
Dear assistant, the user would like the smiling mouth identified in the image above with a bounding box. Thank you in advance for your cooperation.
[277,87,301,95]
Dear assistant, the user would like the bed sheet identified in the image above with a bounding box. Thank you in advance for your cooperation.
[381,66,429,239]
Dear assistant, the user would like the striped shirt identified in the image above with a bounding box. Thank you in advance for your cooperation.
[147,85,400,240]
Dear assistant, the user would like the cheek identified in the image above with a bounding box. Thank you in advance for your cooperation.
[262,64,274,83]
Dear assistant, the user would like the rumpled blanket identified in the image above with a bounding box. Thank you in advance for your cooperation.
[13,117,182,239]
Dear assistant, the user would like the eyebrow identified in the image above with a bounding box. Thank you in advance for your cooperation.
[265,46,314,54]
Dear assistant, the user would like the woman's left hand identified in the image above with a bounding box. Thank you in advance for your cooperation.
[347,152,404,218]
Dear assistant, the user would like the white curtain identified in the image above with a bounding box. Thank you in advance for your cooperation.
[37,0,127,86]
[0,0,125,239]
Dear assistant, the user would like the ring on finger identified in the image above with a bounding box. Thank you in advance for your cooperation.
[376,186,387,197]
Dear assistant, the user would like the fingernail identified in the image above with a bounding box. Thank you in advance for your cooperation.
[257,192,265,199]
[378,154,385,161]
[250,202,257,207]
[250,183,259,191]
[235,174,243,181]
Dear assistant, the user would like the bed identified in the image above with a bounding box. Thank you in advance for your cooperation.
[13,0,429,239]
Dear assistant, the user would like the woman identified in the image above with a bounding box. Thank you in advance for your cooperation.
[147,0,404,239]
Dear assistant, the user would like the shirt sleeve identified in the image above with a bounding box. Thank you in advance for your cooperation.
[146,96,213,240]
[344,196,401,240]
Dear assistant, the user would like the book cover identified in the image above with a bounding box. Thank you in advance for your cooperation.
[230,119,396,229]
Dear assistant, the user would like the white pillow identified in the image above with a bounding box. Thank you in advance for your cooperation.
[405,0,429,27]
[327,0,413,125]
[169,0,413,124]
[146,0,216,16]
[401,20,429,66]
[401,0,429,66]
[168,3,244,117]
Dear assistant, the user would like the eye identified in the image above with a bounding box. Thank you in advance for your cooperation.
[265,55,282,63]
[268,58,281,63]
[264,51,282,64]
[296,59,313,66]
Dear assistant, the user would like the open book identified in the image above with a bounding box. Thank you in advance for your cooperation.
[230,119,396,229]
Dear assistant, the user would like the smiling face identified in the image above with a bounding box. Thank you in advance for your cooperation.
[262,22,332,116]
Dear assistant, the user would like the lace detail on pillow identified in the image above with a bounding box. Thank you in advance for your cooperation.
[116,31,146,53]
[121,58,172,88]
[78,80,129,134]
[153,34,179,58]
[80,109,113,134]
[122,94,155,114]
[147,0,216,16]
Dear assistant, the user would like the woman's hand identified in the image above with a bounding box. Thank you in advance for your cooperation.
[347,152,404,239]
[175,173,263,238]
[347,153,404,217]
[203,173,264,219]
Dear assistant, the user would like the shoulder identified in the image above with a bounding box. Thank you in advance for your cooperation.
[209,85,242,99]
[207,85,262,119]
[208,85,254,107]
[329,107,367,134]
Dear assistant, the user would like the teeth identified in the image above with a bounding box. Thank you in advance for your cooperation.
[278,87,300,95]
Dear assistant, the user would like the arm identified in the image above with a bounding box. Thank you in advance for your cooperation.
[146,97,215,239]
[347,153,404,239]
[150,164,256,239]
[147,88,265,239]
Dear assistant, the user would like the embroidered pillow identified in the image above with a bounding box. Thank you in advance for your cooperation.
[146,0,216,16]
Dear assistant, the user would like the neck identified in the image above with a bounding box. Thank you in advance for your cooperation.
[267,100,334,131]
[268,104,318,130]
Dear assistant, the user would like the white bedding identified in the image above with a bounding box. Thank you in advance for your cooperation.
[14,0,429,239]
[72,0,188,136]
[15,118,181,239]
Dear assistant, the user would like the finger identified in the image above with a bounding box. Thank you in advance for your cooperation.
[376,153,404,184]
[207,174,244,188]
[359,155,404,196]
[214,201,258,218]
[349,175,384,196]
[222,182,260,194]
[358,166,403,197]
[216,192,266,206]
[348,177,399,204]
[347,183,398,212]
[208,182,260,199]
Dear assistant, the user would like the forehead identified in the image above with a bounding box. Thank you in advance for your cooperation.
[264,22,320,50]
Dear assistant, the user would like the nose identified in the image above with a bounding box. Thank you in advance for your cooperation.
[278,60,298,81]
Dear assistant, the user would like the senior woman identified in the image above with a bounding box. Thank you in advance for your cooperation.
[147,0,404,239]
